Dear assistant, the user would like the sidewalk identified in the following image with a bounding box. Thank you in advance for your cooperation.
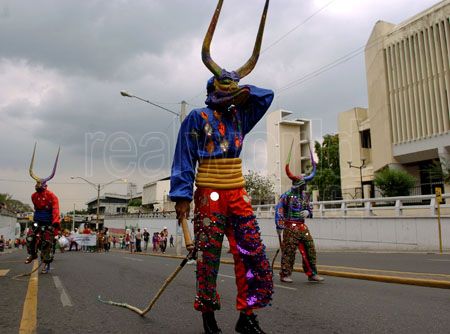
[118,245,450,289]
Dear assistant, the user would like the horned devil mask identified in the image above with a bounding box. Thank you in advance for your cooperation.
[285,140,316,189]
[203,0,270,109]
[29,143,60,192]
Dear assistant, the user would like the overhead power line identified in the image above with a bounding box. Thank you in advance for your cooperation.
[262,0,337,54]
[275,33,386,93]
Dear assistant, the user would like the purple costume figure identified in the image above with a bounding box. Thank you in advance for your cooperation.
[275,145,324,283]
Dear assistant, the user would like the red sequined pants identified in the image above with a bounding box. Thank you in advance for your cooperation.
[193,187,273,312]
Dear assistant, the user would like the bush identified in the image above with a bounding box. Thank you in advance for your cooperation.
[374,168,416,197]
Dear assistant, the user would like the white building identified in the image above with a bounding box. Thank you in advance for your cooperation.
[266,109,313,195]
[142,176,174,212]
[339,0,450,198]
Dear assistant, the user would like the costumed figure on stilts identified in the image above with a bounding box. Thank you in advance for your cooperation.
[275,143,324,283]
[169,1,273,333]
[26,143,61,274]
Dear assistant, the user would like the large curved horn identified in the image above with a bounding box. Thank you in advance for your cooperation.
[303,147,317,182]
[29,143,41,182]
[42,147,60,182]
[235,0,270,79]
[201,0,224,77]
[285,139,300,181]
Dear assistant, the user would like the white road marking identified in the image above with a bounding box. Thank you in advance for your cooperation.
[427,259,450,262]
[53,276,73,307]
[123,257,143,262]
[0,269,10,277]
[218,273,297,291]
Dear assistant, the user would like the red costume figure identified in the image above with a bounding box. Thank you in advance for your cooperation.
[170,1,272,333]
[26,143,61,274]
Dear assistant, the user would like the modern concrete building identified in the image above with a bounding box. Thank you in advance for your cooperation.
[142,176,174,212]
[340,1,450,198]
[266,109,313,195]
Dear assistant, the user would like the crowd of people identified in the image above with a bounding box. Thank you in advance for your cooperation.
[111,226,173,254]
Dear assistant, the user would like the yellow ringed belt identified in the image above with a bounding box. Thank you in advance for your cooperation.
[195,158,245,189]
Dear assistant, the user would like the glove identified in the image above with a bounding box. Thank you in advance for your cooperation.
[299,210,310,218]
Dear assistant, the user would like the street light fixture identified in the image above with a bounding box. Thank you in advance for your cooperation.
[347,158,366,199]
[71,176,127,229]
[120,90,186,123]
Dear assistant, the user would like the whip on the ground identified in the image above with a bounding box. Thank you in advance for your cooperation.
[98,217,195,316]
[11,259,43,281]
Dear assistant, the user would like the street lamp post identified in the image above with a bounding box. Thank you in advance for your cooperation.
[71,176,126,230]
[120,90,187,255]
[120,91,187,123]
[347,159,366,199]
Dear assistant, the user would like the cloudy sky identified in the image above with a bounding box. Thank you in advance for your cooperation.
[0,0,442,212]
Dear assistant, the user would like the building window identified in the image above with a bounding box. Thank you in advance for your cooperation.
[116,207,121,213]
[360,129,371,148]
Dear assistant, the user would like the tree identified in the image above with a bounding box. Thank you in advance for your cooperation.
[128,198,142,207]
[308,134,342,201]
[374,168,416,197]
[244,171,275,205]
[0,193,32,213]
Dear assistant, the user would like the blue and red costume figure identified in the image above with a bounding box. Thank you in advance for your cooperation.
[170,1,273,333]
[26,143,61,274]
[275,145,324,283]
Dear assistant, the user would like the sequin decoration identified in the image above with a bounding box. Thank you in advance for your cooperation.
[220,139,229,152]
[190,129,200,139]
[199,195,209,207]
[204,123,213,137]
[234,136,241,148]
[206,140,215,154]
[243,195,250,203]
[200,111,209,120]
[203,217,211,227]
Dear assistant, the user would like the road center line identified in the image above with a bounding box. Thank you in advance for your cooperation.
[53,276,73,307]
[0,269,10,276]
[123,257,143,262]
[218,273,297,291]
[19,260,38,333]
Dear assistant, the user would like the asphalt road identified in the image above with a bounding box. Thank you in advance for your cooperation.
[1,249,450,333]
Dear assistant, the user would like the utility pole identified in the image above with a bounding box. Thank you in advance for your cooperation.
[96,184,101,230]
[72,203,75,232]
[71,177,126,231]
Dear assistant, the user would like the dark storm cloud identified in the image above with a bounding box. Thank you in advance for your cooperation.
[0,0,443,211]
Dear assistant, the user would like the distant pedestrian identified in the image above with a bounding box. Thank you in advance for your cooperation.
[143,228,150,251]
[152,232,159,252]
[130,228,136,253]
[135,228,142,252]
[169,234,174,247]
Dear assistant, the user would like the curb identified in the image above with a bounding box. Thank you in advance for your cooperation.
[114,250,450,289]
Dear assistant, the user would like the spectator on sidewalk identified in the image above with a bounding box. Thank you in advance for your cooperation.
[143,228,150,251]
[135,228,142,252]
